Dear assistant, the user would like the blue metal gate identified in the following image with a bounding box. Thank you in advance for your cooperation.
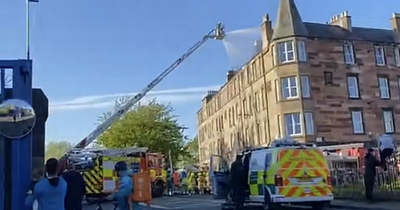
[0,59,33,210]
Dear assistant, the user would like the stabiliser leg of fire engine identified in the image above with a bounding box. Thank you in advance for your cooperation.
[0,60,33,210]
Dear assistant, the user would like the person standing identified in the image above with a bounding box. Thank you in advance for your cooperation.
[378,134,396,171]
[63,164,86,210]
[364,148,380,202]
[25,158,67,210]
[27,168,44,210]
[112,161,135,210]
[230,154,246,208]
[166,168,173,195]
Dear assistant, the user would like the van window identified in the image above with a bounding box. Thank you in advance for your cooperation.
[265,153,272,168]
[212,156,229,173]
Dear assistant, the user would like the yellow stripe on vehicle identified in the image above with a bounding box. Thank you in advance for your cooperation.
[276,148,331,198]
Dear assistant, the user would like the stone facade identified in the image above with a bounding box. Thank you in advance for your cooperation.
[197,0,400,163]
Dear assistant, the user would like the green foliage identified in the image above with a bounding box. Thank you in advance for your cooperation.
[45,141,73,160]
[180,136,199,165]
[97,98,188,163]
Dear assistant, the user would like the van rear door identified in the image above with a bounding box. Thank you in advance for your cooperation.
[276,148,331,199]
[209,155,230,198]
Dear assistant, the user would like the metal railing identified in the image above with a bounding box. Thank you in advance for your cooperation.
[331,167,400,200]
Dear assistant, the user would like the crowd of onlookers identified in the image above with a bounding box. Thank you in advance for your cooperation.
[26,158,138,210]
[26,158,86,210]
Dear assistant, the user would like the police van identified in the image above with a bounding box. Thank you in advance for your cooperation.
[210,137,333,210]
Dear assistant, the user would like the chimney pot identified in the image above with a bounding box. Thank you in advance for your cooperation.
[262,14,270,22]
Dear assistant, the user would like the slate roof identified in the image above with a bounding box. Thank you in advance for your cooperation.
[304,22,397,43]
[271,0,308,41]
[271,0,398,43]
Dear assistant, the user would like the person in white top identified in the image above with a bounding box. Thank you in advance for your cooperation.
[378,134,396,171]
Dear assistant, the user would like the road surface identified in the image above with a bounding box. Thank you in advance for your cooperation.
[82,195,382,210]
[0,115,35,137]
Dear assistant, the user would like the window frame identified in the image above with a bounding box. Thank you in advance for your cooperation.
[304,112,315,135]
[281,76,298,99]
[378,75,390,99]
[382,108,395,134]
[324,71,333,85]
[395,45,400,67]
[397,76,400,98]
[278,41,295,64]
[283,112,302,136]
[277,115,282,138]
[297,40,307,62]
[343,42,355,64]
[350,108,365,134]
[347,74,360,99]
[374,45,386,66]
[300,75,311,98]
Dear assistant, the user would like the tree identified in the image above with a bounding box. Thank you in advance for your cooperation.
[45,141,73,160]
[97,98,188,163]
[180,136,199,165]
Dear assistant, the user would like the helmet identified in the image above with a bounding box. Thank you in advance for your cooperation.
[114,161,128,172]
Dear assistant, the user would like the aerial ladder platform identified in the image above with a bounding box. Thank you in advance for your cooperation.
[61,22,225,160]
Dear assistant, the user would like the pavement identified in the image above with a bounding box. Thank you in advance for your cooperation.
[82,195,400,210]
[0,115,34,137]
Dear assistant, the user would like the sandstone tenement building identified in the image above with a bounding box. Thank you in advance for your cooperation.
[197,0,400,163]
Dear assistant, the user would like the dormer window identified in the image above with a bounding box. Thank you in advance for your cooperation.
[278,41,295,63]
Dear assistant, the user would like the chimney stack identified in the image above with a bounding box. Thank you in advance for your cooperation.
[328,11,352,31]
[260,14,273,50]
[390,13,400,33]
[253,39,263,56]
[390,13,400,43]
[226,70,236,82]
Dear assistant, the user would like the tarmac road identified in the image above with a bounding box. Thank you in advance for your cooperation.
[82,195,377,210]
[0,115,35,137]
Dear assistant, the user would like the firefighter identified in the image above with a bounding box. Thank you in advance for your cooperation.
[25,158,68,210]
[112,161,134,210]
[197,170,205,193]
[166,168,173,195]
[364,148,380,202]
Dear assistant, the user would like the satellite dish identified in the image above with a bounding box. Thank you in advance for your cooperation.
[0,99,36,139]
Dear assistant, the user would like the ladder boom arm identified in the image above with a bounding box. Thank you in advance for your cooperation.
[70,24,225,151]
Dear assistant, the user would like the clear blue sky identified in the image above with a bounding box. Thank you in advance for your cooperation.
[0,0,397,144]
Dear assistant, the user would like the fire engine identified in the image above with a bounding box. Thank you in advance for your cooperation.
[59,22,225,198]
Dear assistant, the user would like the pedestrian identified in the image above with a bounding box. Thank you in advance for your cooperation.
[364,148,380,202]
[63,164,86,210]
[378,134,396,171]
[112,161,135,210]
[27,168,44,210]
[230,154,246,209]
[25,158,67,210]
[166,168,173,195]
